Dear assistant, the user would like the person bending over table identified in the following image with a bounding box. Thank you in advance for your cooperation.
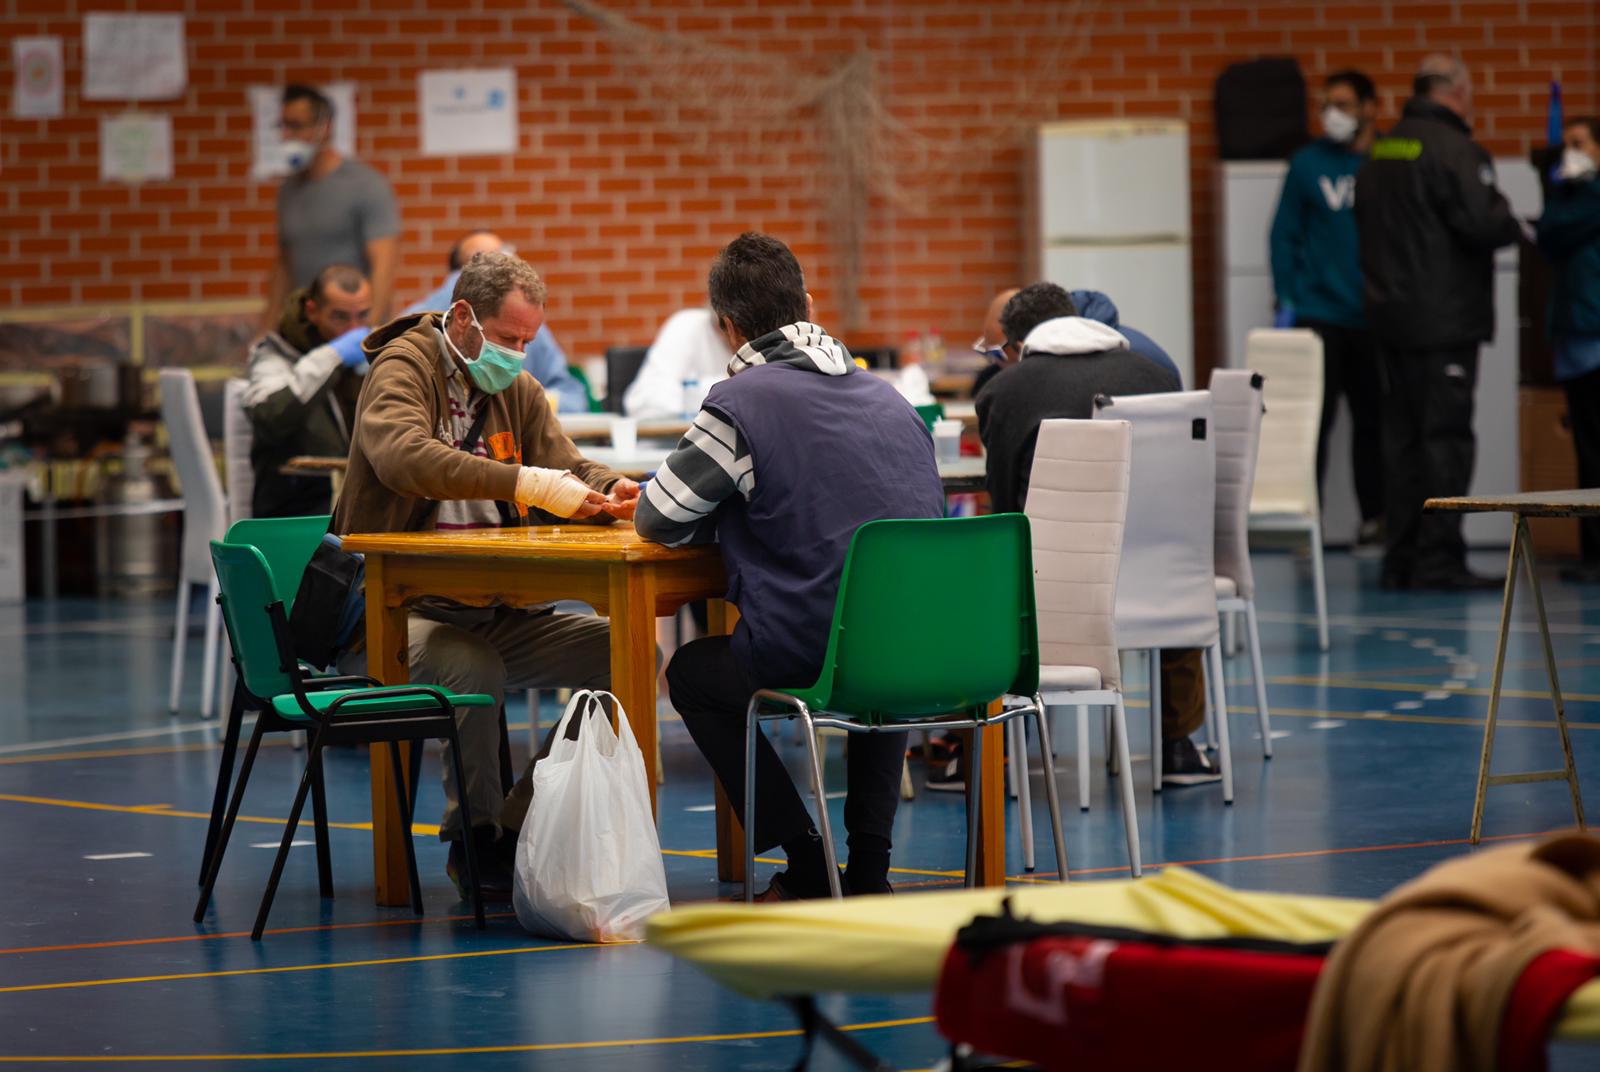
[975,282,1222,788]
[636,232,946,900]
[331,249,639,899]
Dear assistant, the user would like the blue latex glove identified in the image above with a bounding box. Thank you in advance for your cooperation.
[330,327,370,368]
[1273,305,1295,329]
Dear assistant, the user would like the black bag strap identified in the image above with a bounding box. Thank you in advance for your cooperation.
[403,400,498,531]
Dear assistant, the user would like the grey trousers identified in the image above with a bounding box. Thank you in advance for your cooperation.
[339,606,612,840]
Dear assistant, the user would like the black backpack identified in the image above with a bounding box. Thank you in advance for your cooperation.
[1214,57,1310,160]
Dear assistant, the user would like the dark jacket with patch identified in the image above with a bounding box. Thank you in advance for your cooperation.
[1354,97,1520,350]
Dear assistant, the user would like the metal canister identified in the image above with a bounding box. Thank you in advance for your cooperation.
[96,433,169,597]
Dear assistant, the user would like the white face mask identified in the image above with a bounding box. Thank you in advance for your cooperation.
[1322,105,1360,144]
[280,139,316,172]
[1558,147,1598,182]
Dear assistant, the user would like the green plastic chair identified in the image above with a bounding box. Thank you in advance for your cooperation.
[914,402,945,434]
[197,538,493,938]
[567,364,604,413]
[196,515,332,889]
[741,514,1067,900]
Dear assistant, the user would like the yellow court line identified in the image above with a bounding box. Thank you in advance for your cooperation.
[0,940,610,995]
[0,792,442,837]
[0,742,226,766]
[0,1017,933,1063]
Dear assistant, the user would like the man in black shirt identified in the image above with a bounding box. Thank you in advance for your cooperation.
[1355,55,1520,589]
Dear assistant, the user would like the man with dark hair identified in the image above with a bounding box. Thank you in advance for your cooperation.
[261,83,400,333]
[1539,117,1600,581]
[242,263,372,517]
[974,282,1219,786]
[1356,54,1520,589]
[331,249,640,898]
[1271,68,1386,550]
[407,230,587,412]
[637,233,945,900]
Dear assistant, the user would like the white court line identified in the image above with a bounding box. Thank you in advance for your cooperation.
[249,840,314,849]
[0,718,244,757]
[83,852,153,861]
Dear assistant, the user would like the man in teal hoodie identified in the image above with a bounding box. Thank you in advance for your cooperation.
[1270,69,1384,548]
[1539,117,1600,581]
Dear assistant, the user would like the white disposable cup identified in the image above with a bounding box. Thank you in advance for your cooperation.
[933,419,962,463]
[612,417,639,455]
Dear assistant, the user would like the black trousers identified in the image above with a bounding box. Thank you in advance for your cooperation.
[1379,344,1479,582]
[1302,320,1385,524]
[665,636,907,856]
[1564,367,1600,562]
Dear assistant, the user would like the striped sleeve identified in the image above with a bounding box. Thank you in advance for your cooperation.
[634,405,753,547]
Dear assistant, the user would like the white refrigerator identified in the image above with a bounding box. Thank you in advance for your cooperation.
[1027,119,1194,387]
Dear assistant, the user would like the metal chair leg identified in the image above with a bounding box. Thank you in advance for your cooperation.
[1207,644,1235,804]
[200,578,221,721]
[1309,518,1330,652]
[796,708,842,900]
[1030,698,1068,883]
[309,747,333,898]
[444,721,486,929]
[1149,649,1163,792]
[251,728,324,940]
[1245,599,1272,758]
[168,580,191,716]
[195,720,266,919]
[1075,704,1091,811]
[964,728,984,889]
[198,681,245,884]
[388,740,424,916]
[1112,698,1141,877]
[743,700,761,903]
[1013,717,1035,872]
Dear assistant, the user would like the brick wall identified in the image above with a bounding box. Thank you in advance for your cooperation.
[2,0,1595,377]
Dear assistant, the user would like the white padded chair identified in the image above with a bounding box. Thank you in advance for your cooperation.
[1210,368,1272,758]
[1094,390,1234,803]
[1018,417,1141,877]
[159,369,228,720]
[222,378,254,528]
[1246,329,1329,652]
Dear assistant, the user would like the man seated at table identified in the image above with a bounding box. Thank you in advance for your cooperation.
[976,282,1222,786]
[972,286,1180,399]
[408,230,589,413]
[636,232,946,900]
[333,249,640,898]
[242,263,373,518]
[622,307,733,418]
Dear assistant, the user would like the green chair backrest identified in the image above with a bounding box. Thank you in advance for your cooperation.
[223,515,330,610]
[800,514,1039,723]
[211,540,297,702]
[567,364,604,414]
[914,402,945,434]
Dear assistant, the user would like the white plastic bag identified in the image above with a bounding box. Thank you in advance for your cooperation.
[512,689,670,942]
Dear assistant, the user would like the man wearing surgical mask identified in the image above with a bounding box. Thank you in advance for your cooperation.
[332,250,641,900]
[1538,118,1600,581]
[260,84,400,334]
[1270,69,1387,551]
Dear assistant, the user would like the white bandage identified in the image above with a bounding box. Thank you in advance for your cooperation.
[515,466,593,517]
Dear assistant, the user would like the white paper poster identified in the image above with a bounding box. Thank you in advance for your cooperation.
[419,69,518,157]
[13,36,63,118]
[248,82,356,181]
[100,114,173,184]
[83,15,186,101]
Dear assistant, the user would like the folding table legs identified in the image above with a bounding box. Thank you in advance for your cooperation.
[1469,514,1586,843]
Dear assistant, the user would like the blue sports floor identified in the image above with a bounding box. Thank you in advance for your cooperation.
[3,547,1598,1069]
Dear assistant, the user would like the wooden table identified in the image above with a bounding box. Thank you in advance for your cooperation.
[1425,490,1596,842]
[546,414,693,445]
[340,523,1012,904]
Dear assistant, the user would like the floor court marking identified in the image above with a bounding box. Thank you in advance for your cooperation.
[0,940,611,995]
[0,1016,934,1063]
[0,721,238,757]
[1268,676,1600,704]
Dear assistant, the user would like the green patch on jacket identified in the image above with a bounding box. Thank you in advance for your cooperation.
[1371,138,1423,161]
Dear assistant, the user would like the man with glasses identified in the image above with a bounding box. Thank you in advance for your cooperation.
[260,84,400,334]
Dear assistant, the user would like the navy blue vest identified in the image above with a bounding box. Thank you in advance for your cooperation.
[707,362,946,687]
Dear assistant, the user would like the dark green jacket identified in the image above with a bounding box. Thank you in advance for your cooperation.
[1537,177,1600,339]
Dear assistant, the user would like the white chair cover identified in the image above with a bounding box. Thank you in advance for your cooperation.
[1246,329,1323,519]
[1026,419,1131,693]
[222,378,253,527]
[158,369,227,584]
[1209,369,1265,602]
[1094,390,1219,652]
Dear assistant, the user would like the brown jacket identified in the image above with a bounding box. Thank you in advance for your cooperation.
[1299,832,1600,1072]
[332,311,621,537]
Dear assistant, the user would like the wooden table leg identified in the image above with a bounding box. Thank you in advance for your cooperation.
[707,600,746,884]
[364,556,414,907]
[974,705,1007,886]
[609,564,659,814]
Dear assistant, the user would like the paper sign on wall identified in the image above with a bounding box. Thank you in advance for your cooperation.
[83,15,186,101]
[100,114,173,184]
[248,82,356,181]
[419,69,518,157]
[13,37,63,119]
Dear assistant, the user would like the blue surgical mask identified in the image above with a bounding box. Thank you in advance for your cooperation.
[442,303,523,394]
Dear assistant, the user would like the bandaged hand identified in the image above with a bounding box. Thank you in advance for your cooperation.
[515,467,605,518]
